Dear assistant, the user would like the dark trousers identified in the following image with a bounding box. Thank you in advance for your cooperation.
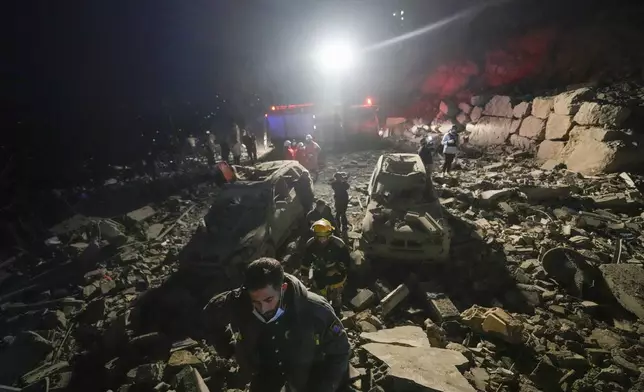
[233,155,241,165]
[221,147,230,162]
[442,153,455,173]
[335,202,348,232]
[246,145,258,162]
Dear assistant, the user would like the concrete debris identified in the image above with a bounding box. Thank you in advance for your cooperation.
[361,326,431,348]
[599,264,644,319]
[3,145,644,392]
[531,97,554,119]
[363,342,474,392]
[461,305,525,344]
[483,95,514,118]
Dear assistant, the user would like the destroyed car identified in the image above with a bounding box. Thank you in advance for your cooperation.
[360,153,450,262]
[181,160,312,282]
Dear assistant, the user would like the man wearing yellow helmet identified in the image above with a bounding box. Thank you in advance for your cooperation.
[300,218,350,315]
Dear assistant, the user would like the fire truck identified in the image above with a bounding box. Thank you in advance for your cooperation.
[263,98,380,148]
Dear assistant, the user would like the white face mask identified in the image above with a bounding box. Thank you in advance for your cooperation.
[251,288,286,324]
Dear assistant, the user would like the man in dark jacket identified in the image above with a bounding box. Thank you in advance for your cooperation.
[306,200,336,237]
[301,219,350,315]
[330,172,350,233]
[242,130,258,163]
[295,170,314,214]
[417,136,435,174]
[202,258,350,392]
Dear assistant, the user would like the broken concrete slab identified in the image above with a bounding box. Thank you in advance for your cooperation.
[49,214,93,236]
[509,134,536,151]
[419,290,460,322]
[519,185,571,202]
[350,289,377,312]
[146,223,165,240]
[173,366,210,392]
[478,188,516,205]
[126,206,156,223]
[363,343,474,392]
[360,326,430,348]
[380,284,409,317]
[98,219,126,244]
[167,350,206,374]
[599,264,644,319]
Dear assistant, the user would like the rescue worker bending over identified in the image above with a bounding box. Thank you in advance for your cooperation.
[284,140,296,160]
[202,258,350,392]
[306,200,336,238]
[301,219,350,315]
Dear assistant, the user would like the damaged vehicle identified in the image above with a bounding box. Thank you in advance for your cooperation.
[180,160,312,283]
[360,153,451,262]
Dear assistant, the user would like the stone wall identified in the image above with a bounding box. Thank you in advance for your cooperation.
[435,87,644,175]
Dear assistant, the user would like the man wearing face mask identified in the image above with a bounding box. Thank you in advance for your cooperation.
[202,257,350,392]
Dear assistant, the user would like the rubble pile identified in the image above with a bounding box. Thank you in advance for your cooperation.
[433,83,644,175]
[0,179,220,392]
[333,151,644,392]
[2,147,644,392]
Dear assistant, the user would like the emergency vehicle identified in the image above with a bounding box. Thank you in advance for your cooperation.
[263,98,380,148]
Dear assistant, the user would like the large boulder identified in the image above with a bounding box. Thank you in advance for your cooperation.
[531,97,554,119]
[599,264,644,320]
[518,116,546,140]
[560,127,644,174]
[513,101,531,118]
[471,95,490,107]
[553,88,593,115]
[537,140,566,161]
[466,117,520,147]
[510,134,536,151]
[573,102,631,128]
[545,114,573,140]
[483,95,513,118]
[470,106,483,123]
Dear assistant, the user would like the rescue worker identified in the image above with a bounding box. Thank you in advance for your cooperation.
[306,200,336,236]
[295,170,314,213]
[220,136,231,163]
[242,130,258,163]
[231,137,242,165]
[301,219,350,315]
[304,135,321,182]
[418,135,435,174]
[202,257,350,392]
[284,140,296,160]
[441,126,460,175]
[295,141,307,167]
[330,172,350,233]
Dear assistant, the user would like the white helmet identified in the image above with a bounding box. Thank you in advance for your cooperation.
[305,134,313,142]
[426,135,434,144]
[284,140,292,147]
[297,142,305,148]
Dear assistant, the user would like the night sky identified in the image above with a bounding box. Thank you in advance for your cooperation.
[3,0,612,180]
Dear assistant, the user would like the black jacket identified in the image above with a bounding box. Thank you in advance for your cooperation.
[301,236,350,279]
[330,180,350,204]
[202,274,350,392]
[306,206,336,228]
[418,144,434,165]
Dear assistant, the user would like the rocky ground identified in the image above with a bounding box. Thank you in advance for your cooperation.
[1,145,644,392]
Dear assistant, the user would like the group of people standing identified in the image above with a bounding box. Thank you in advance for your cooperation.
[213,129,258,166]
[417,125,461,176]
[283,134,321,181]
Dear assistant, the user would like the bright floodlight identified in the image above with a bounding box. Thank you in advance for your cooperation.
[314,42,356,73]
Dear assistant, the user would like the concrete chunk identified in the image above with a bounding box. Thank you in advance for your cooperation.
[363,343,474,392]
[553,88,592,115]
[483,95,513,118]
[531,97,554,119]
[350,289,377,312]
[599,264,644,319]
[380,284,409,316]
[361,326,430,348]
[419,288,460,322]
[174,366,210,392]
[126,206,156,223]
